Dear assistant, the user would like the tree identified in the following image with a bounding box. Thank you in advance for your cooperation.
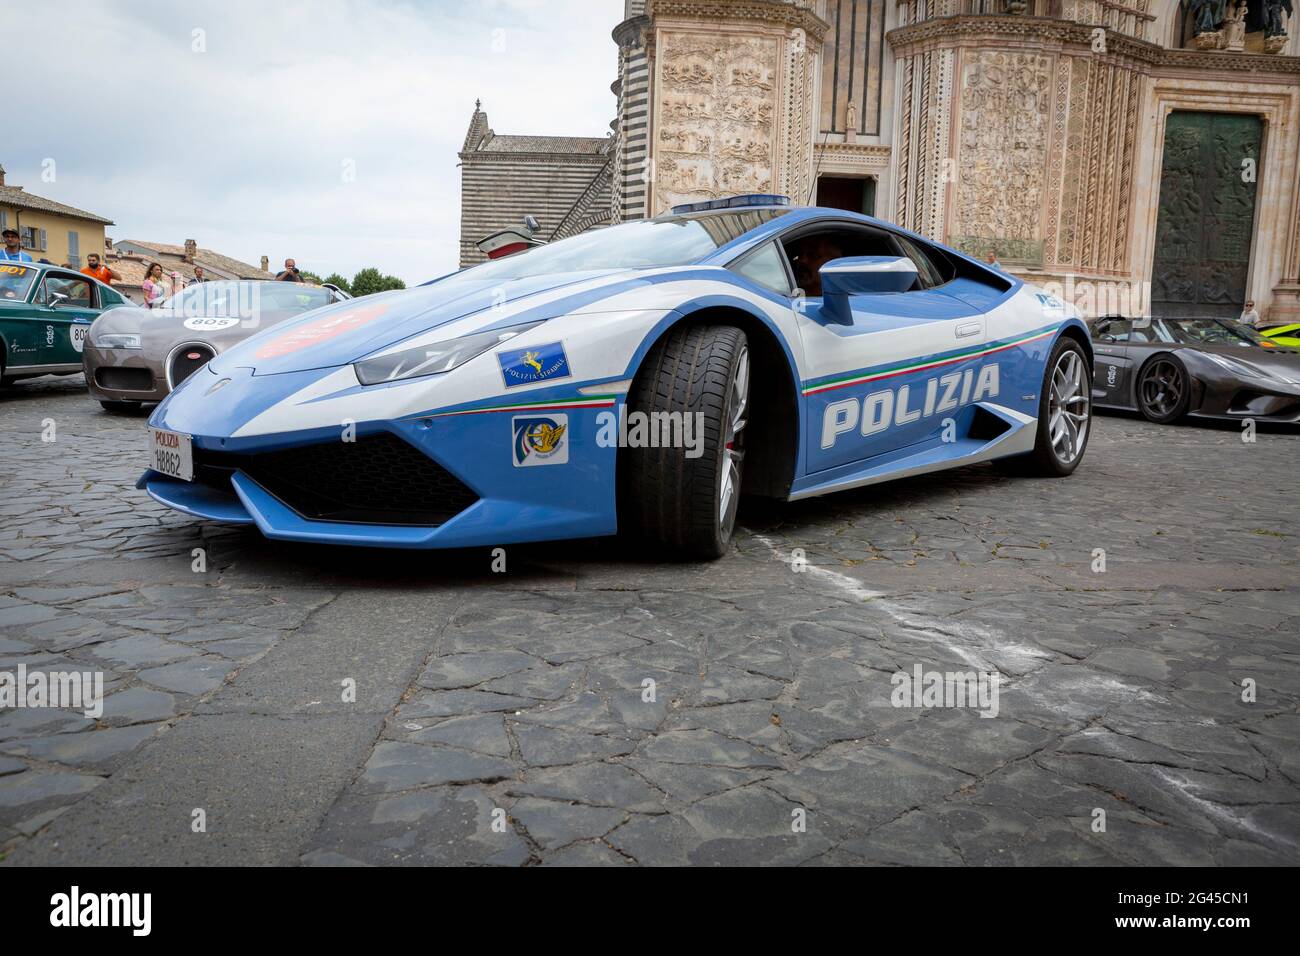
[322,272,352,294]
[299,270,324,285]
[351,267,406,297]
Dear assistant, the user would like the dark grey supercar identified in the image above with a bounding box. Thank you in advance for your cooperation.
[1089,315,1300,425]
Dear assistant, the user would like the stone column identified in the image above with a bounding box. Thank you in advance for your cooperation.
[635,0,828,215]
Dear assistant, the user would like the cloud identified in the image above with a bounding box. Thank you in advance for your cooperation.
[11,0,621,283]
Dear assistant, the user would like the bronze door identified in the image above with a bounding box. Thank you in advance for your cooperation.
[1151,111,1262,319]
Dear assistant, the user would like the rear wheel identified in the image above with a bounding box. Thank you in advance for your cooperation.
[621,324,749,559]
[99,400,142,414]
[1137,355,1191,424]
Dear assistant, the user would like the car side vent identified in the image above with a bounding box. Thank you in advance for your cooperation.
[967,405,1013,441]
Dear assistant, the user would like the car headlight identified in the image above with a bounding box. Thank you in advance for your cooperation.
[92,332,142,349]
[353,322,541,386]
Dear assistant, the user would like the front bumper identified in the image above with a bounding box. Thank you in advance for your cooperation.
[1190,372,1300,423]
[141,383,621,550]
[83,344,169,403]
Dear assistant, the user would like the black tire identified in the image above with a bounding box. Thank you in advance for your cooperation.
[620,324,749,559]
[99,400,142,414]
[1136,354,1191,424]
[998,335,1092,477]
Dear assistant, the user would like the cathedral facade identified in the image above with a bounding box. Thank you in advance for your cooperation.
[463,0,1300,321]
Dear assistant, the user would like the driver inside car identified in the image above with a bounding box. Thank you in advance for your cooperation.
[789,235,845,297]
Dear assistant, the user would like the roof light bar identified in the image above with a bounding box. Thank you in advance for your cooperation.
[671,194,791,215]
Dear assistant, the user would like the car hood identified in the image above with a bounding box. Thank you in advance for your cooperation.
[209,268,630,376]
[92,302,313,353]
[1182,342,1300,381]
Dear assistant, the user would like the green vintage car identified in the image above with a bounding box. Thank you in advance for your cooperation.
[0,260,130,385]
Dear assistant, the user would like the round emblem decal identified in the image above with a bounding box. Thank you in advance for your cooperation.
[183,316,240,331]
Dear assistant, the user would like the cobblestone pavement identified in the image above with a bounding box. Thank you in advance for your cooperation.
[1,374,1297,866]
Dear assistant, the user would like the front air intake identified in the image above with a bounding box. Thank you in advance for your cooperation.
[169,345,215,388]
[191,432,478,526]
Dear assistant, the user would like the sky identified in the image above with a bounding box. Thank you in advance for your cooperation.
[10,0,624,285]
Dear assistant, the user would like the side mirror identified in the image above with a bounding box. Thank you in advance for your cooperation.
[819,256,918,324]
[47,291,70,309]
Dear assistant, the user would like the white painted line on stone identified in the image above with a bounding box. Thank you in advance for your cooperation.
[1153,767,1298,852]
[749,532,881,603]
[748,531,1000,670]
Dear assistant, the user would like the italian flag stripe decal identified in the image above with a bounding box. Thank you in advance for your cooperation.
[802,326,1059,397]
[427,394,617,418]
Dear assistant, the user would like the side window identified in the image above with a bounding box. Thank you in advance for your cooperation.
[44,274,92,308]
[1096,318,1131,342]
[732,241,792,295]
[892,234,949,290]
[782,226,896,297]
[1129,318,1156,343]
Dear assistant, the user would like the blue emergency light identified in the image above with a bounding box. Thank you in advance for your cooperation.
[671,194,791,215]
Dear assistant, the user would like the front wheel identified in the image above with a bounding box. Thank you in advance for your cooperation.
[1000,336,1092,477]
[621,324,749,559]
[1137,355,1190,424]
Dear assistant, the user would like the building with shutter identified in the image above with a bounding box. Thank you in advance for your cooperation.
[0,164,114,268]
[105,239,275,304]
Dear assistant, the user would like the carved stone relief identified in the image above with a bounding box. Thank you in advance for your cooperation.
[949,50,1053,266]
[652,31,780,213]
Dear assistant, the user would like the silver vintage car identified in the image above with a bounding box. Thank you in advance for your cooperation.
[83,280,349,412]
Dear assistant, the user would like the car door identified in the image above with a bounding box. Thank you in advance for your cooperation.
[0,264,47,372]
[34,270,99,367]
[1090,317,1135,406]
[791,224,992,472]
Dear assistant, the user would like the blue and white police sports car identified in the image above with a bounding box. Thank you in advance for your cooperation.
[142,196,1092,558]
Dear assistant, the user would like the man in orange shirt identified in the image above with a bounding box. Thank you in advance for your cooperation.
[80,252,121,285]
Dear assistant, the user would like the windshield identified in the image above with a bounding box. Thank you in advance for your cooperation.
[1140,318,1270,348]
[0,264,37,302]
[157,281,334,320]
[434,210,788,291]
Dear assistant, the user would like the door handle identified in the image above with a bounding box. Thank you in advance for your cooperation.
[955,322,981,338]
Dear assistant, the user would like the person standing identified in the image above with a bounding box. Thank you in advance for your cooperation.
[276,258,304,282]
[1,227,32,262]
[80,252,121,285]
[1240,300,1262,328]
[189,265,208,284]
[141,262,181,308]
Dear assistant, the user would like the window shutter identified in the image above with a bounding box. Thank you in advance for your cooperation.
[0,210,6,230]
[69,231,80,258]
[40,228,47,251]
